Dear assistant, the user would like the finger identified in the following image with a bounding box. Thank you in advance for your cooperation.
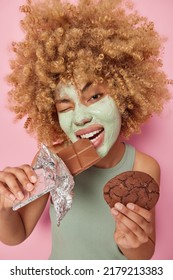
[0,177,24,201]
[111,206,149,243]
[114,203,153,235]
[0,182,16,201]
[126,203,152,222]
[4,165,37,185]
[19,164,37,184]
[115,221,141,248]
[3,166,36,192]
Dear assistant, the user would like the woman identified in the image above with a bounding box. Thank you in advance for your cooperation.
[0,0,170,259]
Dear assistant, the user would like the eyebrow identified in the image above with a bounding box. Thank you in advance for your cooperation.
[55,81,93,101]
[81,82,93,93]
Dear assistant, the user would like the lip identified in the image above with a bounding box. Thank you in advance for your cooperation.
[75,124,104,137]
[90,129,104,148]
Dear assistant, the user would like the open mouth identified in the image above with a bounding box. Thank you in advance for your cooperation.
[77,128,104,142]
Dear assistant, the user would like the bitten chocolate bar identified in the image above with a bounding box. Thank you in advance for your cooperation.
[13,139,100,219]
[57,139,100,175]
[13,144,75,222]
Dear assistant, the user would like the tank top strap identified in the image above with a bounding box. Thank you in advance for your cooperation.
[121,142,136,171]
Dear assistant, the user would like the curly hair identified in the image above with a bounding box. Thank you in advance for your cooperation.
[7,0,171,146]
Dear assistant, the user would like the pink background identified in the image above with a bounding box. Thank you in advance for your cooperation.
[0,0,173,260]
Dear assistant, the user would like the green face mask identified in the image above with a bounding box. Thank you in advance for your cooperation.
[56,84,121,158]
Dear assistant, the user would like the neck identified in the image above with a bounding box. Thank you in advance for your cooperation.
[94,137,125,169]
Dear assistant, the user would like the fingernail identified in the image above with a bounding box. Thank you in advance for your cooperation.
[9,194,16,201]
[112,209,119,216]
[127,203,134,210]
[26,183,34,191]
[30,176,37,183]
[115,203,123,210]
[17,191,24,200]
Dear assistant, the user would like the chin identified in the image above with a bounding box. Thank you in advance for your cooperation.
[96,147,110,158]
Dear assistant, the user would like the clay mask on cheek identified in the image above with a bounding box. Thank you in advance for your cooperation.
[87,96,121,158]
[57,85,84,142]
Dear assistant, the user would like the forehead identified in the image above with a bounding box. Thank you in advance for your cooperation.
[54,83,82,100]
[54,81,106,100]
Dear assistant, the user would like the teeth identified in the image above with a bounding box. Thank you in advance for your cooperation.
[90,134,101,143]
[80,129,102,139]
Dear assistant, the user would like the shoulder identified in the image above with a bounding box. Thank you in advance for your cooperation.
[133,150,160,185]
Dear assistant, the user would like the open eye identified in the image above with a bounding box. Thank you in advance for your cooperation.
[88,93,104,103]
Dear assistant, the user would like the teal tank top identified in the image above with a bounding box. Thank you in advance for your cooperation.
[49,143,135,259]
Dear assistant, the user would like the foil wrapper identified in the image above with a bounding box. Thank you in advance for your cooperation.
[13,145,74,226]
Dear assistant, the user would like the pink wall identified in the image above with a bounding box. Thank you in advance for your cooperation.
[0,0,173,259]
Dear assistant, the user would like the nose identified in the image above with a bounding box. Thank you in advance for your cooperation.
[73,104,93,126]
[74,117,93,126]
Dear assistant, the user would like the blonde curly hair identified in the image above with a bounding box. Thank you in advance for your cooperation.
[7,0,170,146]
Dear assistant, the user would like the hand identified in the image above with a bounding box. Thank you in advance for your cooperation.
[111,202,154,250]
[0,165,37,210]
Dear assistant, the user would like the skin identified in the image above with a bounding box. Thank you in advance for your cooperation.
[55,82,121,158]
[0,82,160,260]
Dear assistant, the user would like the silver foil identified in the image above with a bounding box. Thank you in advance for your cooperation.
[13,145,74,226]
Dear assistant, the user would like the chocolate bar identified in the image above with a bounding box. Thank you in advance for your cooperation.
[57,139,100,175]
[13,144,75,223]
[13,139,100,220]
